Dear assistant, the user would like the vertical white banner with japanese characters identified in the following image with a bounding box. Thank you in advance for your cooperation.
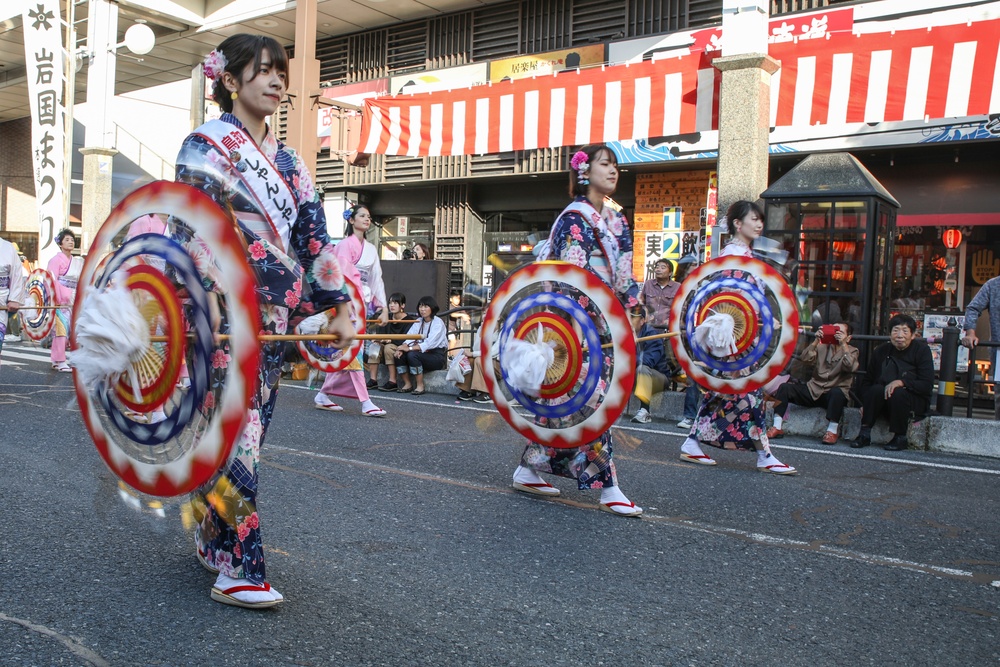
[23,0,66,267]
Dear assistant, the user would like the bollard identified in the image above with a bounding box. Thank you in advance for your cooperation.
[936,317,959,417]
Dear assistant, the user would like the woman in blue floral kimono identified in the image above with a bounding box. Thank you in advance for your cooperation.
[511,144,644,517]
[175,34,354,608]
[678,200,797,475]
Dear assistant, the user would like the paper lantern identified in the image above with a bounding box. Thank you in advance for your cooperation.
[830,269,855,282]
[942,228,963,249]
[832,240,857,255]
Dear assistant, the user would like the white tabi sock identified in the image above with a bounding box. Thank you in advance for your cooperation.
[600,486,630,505]
[681,437,706,457]
[827,422,839,434]
[758,450,787,467]
[773,415,784,429]
[213,574,283,603]
[361,398,377,412]
[512,465,547,485]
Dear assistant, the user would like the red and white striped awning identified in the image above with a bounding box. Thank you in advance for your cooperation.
[357,54,717,157]
[356,17,1000,157]
[768,18,1000,127]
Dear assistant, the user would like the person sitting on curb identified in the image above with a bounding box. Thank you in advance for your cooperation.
[452,324,492,404]
[852,314,934,451]
[629,305,671,424]
[394,295,449,395]
[368,292,411,391]
[767,322,859,445]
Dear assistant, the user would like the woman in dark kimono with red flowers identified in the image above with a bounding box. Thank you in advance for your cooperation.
[176,34,355,608]
[511,144,644,517]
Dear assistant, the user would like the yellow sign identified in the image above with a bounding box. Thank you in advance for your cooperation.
[489,45,606,83]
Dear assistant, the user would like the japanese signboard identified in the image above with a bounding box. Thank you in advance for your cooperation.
[23,0,66,267]
[631,170,713,280]
[488,45,606,83]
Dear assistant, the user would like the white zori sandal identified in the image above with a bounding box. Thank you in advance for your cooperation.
[512,465,561,496]
[210,574,284,609]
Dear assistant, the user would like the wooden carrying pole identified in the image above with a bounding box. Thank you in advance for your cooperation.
[147,333,423,343]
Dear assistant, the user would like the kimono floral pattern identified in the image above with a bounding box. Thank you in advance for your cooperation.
[178,114,349,584]
[689,241,771,452]
[520,197,639,490]
[690,389,770,452]
[175,113,348,327]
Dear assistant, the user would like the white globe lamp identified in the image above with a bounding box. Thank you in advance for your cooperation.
[124,22,156,56]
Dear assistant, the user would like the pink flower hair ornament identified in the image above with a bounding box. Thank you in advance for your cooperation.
[570,150,590,185]
[203,49,228,80]
[570,150,590,173]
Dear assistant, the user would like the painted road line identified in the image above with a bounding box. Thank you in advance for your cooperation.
[284,383,1000,476]
[269,444,1000,589]
[1,350,53,363]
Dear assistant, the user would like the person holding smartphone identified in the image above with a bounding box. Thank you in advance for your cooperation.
[768,322,859,445]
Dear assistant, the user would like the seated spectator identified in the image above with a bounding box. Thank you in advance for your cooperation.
[852,314,934,451]
[767,322,859,445]
[394,295,448,395]
[628,305,671,424]
[368,292,411,391]
[452,325,492,404]
[447,288,472,352]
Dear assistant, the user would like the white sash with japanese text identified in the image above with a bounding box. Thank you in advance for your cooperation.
[194,120,297,252]
[22,0,66,267]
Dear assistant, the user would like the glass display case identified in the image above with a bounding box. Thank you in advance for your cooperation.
[761,152,899,360]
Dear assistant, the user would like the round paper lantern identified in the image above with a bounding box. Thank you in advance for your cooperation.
[942,228,963,249]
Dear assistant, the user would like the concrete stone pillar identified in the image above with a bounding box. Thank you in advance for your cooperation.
[712,53,780,213]
[190,63,206,131]
[711,0,777,250]
[80,0,118,253]
[79,147,118,252]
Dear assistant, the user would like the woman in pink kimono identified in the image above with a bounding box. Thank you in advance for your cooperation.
[313,204,388,417]
[47,228,82,372]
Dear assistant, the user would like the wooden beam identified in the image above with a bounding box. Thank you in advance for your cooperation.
[285,0,321,178]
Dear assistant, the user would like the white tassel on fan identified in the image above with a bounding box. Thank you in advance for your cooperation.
[502,323,555,397]
[694,311,738,358]
[297,312,327,336]
[68,276,150,398]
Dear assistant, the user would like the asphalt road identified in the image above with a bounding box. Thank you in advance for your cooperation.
[1,342,998,666]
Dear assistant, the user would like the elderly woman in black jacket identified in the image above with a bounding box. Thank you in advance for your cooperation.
[852,314,935,451]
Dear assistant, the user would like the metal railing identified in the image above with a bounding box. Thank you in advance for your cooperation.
[801,324,997,419]
[112,123,175,181]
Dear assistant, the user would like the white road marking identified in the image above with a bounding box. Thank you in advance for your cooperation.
[284,383,1000,476]
[2,350,53,363]
[269,444,1000,588]
[0,611,111,667]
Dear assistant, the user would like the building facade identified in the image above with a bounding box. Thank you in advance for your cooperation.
[307,0,1000,341]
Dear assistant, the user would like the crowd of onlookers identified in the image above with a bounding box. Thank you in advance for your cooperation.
[330,252,998,449]
[8,229,998,443]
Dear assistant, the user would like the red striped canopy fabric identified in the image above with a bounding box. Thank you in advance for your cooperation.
[356,16,1000,157]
